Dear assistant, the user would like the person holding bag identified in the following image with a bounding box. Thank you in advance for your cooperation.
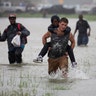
[11,34,21,47]
[0,14,30,64]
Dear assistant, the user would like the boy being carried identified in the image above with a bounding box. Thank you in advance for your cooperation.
[33,15,77,67]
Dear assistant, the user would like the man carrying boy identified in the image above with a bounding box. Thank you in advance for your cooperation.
[33,15,77,67]
[42,17,75,76]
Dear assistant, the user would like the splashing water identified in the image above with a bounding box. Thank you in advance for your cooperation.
[48,66,89,80]
[68,67,89,80]
[48,68,68,80]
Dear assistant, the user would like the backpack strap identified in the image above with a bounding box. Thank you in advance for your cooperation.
[17,23,21,31]
[17,23,27,44]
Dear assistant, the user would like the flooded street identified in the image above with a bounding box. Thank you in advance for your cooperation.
[0,18,96,96]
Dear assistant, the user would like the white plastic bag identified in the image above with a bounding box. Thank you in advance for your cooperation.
[11,35,21,47]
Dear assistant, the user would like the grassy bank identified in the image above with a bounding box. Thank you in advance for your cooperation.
[0,12,96,21]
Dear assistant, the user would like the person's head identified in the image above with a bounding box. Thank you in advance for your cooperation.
[78,14,83,20]
[51,15,60,27]
[8,14,16,24]
[58,17,68,31]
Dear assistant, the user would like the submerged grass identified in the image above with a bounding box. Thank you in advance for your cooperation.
[1,59,92,96]
[0,60,92,96]
[0,65,73,96]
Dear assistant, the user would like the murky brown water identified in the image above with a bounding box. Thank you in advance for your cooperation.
[0,18,96,96]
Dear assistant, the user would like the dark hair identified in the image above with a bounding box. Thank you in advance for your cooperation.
[78,14,83,19]
[51,15,60,23]
[60,17,69,24]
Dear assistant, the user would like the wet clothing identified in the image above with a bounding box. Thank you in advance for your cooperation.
[8,47,23,63]
[48,55,68,74]
[66,45,76,62]
[77,34,88,45]
[39,41,76,63]
[48,24,58,32]
[39,42,51,57]
[48,29,70,59]
[75,19,90,45]
[0,23,30,51]
[48,28,70,75]
[0,23,30,64]
[39,26,76,63]
[39,26,71,56]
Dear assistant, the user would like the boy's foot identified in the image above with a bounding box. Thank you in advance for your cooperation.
[33,56,43,63]
[72,62,77,68]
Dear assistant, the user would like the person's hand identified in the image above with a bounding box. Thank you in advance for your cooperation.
[17,31,21,35]
[87,32,90,36]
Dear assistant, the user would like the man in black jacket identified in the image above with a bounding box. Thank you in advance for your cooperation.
[0,14,30,64]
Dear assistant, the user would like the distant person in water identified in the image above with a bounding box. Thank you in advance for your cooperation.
[74,14,91,46]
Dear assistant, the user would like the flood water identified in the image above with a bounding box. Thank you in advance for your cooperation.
[0,18,96,96]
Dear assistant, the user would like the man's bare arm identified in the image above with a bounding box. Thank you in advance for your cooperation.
[42,32,51,45]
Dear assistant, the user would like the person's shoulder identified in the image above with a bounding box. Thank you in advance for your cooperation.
[82,20,89,25]
[6,24,11,29]
[16,23,25,29]
[4,24,11,32]
[48,25,57,33]
[64,26,71,35]
[77,20,79,23]
[45,31,52,36]
[66,26,71,32]
[48,24,53,30]
[16,23,22,26]
[82,19,87,22]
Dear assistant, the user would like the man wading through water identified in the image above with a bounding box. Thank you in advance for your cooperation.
[33,15,77,67]
[0,14,30,64]
[42,17,75,77]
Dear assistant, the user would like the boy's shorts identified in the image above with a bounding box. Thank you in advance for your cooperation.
[48,55,68,74]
